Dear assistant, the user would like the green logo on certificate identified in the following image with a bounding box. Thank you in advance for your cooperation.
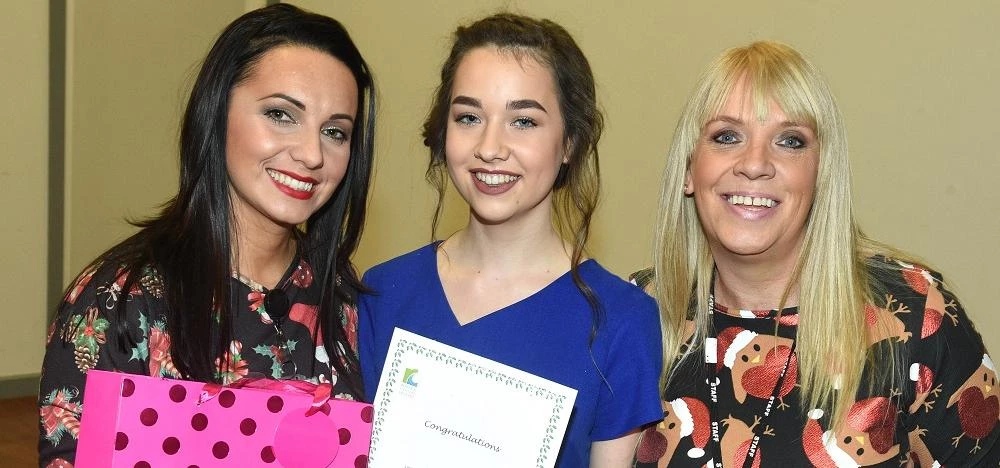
[403,368,419,387]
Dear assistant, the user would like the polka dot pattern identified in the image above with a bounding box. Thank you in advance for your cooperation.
[122,379,135,397]
[267,395,284,413]
[240,418,257,436]
[212,441,229,459]
[139,408,158,426]
[162,437,180,455]
[261,446,276,463]
[218,390,236,408]
[86,372,372,467]
[190,413,207,431]
[115,432,129,450]
[169,384,187,403]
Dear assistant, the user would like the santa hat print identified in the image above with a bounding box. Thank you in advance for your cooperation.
[983,354,995,372]
[670,397,710,458]
[715,327,757,371]
[802,409,859,468]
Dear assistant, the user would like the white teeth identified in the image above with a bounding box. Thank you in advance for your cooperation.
[474,172,520,186]
[267,169,314,192]
[727,195,776,208]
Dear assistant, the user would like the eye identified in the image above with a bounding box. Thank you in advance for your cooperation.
[711,130,740,145]
[512,117,537,129]
[322,126,349,144]
[752,344,761,352]
[264,108,296,124]
[454,114,480,126]
[776,134,806,149]
[741,355,749,363]
[843,436,852,444]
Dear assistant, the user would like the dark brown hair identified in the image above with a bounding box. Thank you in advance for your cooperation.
[422,13,606,335]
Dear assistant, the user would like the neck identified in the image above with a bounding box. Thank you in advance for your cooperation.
[712,251,800,311]
[446,213,572,275]
[232,223,297,290]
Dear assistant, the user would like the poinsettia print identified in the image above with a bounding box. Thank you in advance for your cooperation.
[148,322,179,377]
[291,259,313,288]
[214,340,249,384]
[342,302,359,353]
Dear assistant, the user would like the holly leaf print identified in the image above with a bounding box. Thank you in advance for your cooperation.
[130,314,150,363]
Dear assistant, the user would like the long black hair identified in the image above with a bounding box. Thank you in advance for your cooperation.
[66,4,375,395]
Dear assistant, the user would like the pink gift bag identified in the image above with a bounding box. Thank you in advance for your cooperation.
[76,370,372,467]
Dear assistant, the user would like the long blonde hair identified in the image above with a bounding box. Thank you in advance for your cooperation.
[653,41,911,425]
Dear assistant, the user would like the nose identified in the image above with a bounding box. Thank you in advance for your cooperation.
[474,121,508,162]
[289,132,325,170]
[733,140,775,180]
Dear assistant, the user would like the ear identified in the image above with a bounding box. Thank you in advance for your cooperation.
[683,170,694,196]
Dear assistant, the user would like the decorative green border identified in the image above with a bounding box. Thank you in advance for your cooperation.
[370,339,572,467]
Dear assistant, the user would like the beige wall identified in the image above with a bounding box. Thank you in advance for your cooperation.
[0,2,49,378]
[65,0,253,279]
[298,0,1000,352]
[23,0,997,383]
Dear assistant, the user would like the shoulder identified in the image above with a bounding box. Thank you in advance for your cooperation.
[362,243,437,282]
[580,261,658,319]
[866,255,986,358]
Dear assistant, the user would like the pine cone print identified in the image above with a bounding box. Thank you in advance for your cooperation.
[74,345,98,371]
[140,271,165,298]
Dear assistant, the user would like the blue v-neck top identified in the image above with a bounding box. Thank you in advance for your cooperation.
[358,242,663,467]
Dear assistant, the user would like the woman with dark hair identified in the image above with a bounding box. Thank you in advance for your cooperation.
[358,13,662,467]
[38,4,376,465]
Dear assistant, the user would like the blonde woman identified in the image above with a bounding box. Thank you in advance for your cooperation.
[632,41,998,467]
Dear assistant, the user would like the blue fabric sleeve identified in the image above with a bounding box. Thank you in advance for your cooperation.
[591,292,664,440]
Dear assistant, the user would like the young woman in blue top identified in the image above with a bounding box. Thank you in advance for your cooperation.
[359,13,662,467]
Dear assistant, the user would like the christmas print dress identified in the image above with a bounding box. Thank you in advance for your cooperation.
[38,253,360,467]
[631,256,1000,467]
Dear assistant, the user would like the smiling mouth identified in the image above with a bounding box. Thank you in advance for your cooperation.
[474,172,520,186]
[727,195,777,208]
[267,169,315,192]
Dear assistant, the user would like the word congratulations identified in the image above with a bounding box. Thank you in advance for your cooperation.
[424,421,501,453]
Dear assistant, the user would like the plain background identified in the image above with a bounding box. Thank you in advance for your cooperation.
[4,0,997,382]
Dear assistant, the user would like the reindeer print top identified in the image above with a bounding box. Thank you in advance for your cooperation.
[631,256,1000,467]
[38,254,360,468]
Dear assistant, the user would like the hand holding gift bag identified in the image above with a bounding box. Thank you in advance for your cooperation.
[76,370,372,467]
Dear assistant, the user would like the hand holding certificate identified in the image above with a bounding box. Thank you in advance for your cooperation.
[369,328,578,468]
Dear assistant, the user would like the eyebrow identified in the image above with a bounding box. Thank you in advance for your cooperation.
[260,93,354,122]
[451,95,548,113]
[507,99,547,113]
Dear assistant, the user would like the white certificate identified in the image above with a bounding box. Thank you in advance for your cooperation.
[368,328,577,468]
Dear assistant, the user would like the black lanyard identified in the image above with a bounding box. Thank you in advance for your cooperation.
[704,293,796,468]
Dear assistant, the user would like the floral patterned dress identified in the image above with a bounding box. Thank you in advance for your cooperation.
[38,253,360,467]
[631,256,1000,467]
